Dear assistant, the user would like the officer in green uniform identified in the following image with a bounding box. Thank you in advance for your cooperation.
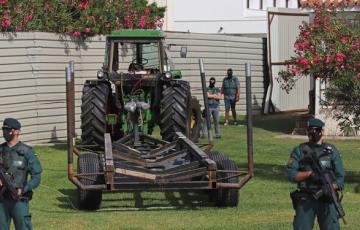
[0,118,42,230]
[287,118,345,230]
[221,68,240,125]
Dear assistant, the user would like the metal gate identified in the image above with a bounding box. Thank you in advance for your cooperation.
[264,8,310,113]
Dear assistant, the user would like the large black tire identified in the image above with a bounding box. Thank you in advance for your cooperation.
[81,81,121,147]
[77,153,103,210]
[188,97,201,143]
[207,151,229,162]
[159,81,201,142]
[215,159,239,207]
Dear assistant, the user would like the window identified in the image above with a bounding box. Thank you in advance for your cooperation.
[246,0,291,10]
[247,0,263,9]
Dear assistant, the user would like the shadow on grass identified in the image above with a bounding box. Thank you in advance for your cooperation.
[251,112,302,134]
[246,163,360,193]
[243,163,287,182]
[57,189,214,211]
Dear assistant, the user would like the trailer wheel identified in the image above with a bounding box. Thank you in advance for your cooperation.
[77,153,103,210]
[207,151,229,162]
[81,81,122,147]
[160,81,193,141]
[215,159,239,207]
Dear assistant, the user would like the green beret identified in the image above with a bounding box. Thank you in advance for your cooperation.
[3,118,21,130]
[307,118,325,128]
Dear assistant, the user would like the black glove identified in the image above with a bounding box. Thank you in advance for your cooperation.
[309,170,322,182]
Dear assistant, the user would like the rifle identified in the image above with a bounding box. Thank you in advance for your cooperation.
[303,146,346,224]
[0,166,19,200]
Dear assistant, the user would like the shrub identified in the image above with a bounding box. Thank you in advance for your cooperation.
[0,0,165,37]
[278,4,360,132]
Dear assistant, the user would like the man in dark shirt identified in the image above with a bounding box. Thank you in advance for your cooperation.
[221,68,240,125]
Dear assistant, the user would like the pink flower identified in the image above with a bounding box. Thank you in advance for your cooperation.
[138,16,147,28]
[79,0,90,10]
[294,42,304,51]
[99,15,104,20]
[1,16,11,28]
[85,27,91,33]
[340,35,350,44]
[73,31,81,37]
[335,53,346,63]
[298,57,308,66]
[105,22,110,28]
[0,0,7,4]
[357,73,360,78]
[25,14,33,23]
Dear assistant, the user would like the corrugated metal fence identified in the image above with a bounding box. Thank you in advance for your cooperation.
[0,32,265,144]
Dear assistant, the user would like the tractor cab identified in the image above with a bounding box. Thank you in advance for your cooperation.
[97,30,181,82]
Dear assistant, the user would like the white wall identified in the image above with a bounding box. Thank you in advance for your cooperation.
[153,0,299,34]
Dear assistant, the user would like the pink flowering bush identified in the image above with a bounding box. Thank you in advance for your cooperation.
[278,4,360,132]
[0,0,165,36]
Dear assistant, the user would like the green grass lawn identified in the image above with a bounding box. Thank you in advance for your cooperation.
[27,113,360,230]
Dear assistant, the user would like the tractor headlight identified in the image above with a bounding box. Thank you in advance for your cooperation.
[97,70,105,79]
[164,71,172,79]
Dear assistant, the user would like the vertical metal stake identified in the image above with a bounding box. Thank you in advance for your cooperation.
[198,59,213,146]
[245,63,254,176]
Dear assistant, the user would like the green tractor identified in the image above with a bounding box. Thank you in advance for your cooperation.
[66,30,249,211]
[81,30,202,147]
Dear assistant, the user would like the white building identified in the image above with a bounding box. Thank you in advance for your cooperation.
[151,0,299,35]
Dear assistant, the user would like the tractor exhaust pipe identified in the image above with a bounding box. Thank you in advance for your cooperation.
[198,59,214,151]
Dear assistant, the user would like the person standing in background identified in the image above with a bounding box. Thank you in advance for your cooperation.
[207,77,222,138]
[221,68,240,125]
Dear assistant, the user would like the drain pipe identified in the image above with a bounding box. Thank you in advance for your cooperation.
[198,59,213,151]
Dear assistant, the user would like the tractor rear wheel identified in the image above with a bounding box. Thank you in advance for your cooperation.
[160,81,201,142]
[81,81,121,147]
[188,97,201,143]
[215,159,239,207]
[77,153,103,210]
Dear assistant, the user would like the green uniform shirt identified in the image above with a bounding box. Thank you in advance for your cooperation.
[0,142,42,193]
[286,142,345,191]
[207,86,220,108]
[222,76,239,98]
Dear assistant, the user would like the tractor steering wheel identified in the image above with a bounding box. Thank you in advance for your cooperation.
[128,58,149,72]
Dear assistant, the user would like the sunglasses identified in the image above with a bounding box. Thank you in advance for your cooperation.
[2,126,13,131]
